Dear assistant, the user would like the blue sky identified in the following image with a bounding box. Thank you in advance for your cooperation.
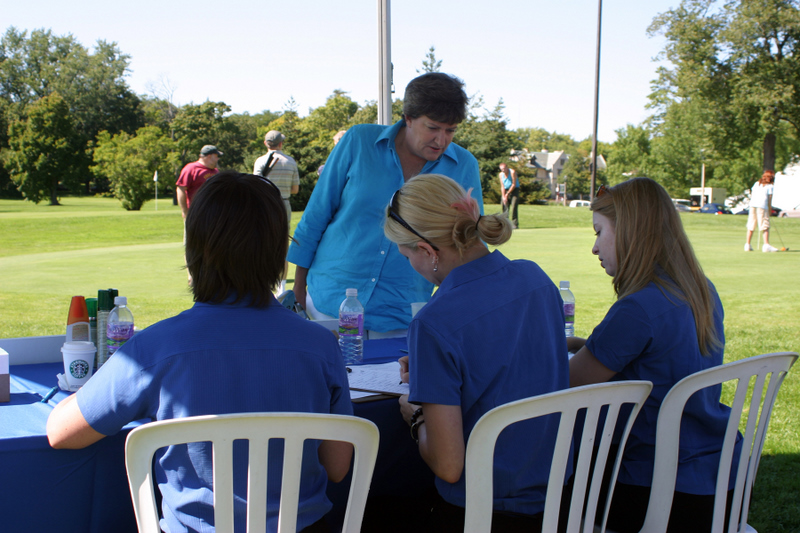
[6,0,680,142]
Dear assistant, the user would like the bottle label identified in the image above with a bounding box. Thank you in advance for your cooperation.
[338,313,364,337]
[563,303,575,323]
[67,323,90,342]
[107,323,134,356]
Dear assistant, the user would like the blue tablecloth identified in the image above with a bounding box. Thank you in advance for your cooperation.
[0,338,432,533]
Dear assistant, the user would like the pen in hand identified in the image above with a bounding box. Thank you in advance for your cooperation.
[398,355,410,385]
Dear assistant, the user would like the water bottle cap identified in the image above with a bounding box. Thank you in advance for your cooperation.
[559,281,570,289]
[114,296,127,306]
[346,288,358,297]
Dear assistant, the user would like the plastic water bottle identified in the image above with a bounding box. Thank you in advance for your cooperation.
[338,288,364,365]
[106,296,134,362]
[559,281,575,337]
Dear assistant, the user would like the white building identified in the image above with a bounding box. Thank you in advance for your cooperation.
[509,149,607,198]
[774,163,800,211]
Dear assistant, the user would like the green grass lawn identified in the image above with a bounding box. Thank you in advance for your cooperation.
[1,196,798,530]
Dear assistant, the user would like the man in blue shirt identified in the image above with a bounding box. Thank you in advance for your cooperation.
[288,73,483,335]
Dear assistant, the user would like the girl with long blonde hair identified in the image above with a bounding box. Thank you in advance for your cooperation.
[569,177,739,533]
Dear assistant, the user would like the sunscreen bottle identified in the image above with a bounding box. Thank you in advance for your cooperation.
[66,296,90,343]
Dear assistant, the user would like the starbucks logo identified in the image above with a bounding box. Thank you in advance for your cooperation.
[69,359,90,379]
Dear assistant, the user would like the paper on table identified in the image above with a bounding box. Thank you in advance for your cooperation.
[347,362,410,396]
[350,389,393,403]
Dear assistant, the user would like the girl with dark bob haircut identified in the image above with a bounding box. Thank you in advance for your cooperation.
[186,170,288,307]
[47,170,354,533]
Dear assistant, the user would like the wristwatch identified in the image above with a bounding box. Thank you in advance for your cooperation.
[410,407,425,443]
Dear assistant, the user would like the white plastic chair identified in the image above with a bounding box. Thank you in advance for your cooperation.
[638,352,798,533]
[125,412,380,533]
[463,381,654,533]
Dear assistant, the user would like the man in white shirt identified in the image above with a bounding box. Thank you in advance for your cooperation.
[254,130,300,291]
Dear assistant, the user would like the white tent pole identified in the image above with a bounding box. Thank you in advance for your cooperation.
[377,0,392,125]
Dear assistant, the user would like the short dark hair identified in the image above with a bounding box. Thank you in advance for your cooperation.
[402,72,468,124]
[185,171,288,307]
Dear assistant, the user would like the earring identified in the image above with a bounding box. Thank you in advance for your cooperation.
[433,256,439,272]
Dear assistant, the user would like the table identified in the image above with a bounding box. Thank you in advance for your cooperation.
[0,336,433,533]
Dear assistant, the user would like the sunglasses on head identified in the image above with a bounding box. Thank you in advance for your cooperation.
[387,189,440,251]
[596,184,610,198]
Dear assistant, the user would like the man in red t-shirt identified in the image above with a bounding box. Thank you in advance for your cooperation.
[176,145,222,219]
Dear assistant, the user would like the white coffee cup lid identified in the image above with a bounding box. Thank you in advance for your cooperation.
[62,341,97,354]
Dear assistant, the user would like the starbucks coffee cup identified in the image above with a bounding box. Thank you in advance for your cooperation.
[61,341,96,391]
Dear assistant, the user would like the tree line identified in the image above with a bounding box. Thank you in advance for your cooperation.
[606,0,800,200]
[0,28,599,210]
[5,1,800,211]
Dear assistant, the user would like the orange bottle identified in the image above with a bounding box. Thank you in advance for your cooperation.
[67,296,90,343]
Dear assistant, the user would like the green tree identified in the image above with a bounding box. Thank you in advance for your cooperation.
[455,100,520,200]
[417,45,442,73]
[171,101,233,170]
[516,127,578,153]
[605,124,652,185]
[0,98,19,198]
[0,28,143,193]
[92,126,177,210]
[349,98,403,126]
[5,93,83,204]
[648,0,800,195]
[647,98,716,198]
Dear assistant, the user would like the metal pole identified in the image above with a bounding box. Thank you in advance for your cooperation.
[700,162,706,208]
[590,0,603,200]
[377,0,392,125]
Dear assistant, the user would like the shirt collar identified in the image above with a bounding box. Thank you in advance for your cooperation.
[438,250,510,293]
[376,119,460,165]
[193,292,279,309]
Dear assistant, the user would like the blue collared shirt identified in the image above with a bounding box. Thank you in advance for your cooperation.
[78,298,352,532]
[408,250,570,513]
[287,120,483,332]
[585,280,740,494]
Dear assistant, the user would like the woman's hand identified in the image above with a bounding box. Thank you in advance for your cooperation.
[398,394,418,425]
[398,356,410,384]
[292,266,308,310]
[569,346,616,387]
[567,336,587,354]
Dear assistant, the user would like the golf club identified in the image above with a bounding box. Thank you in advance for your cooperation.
[772,217,789,251]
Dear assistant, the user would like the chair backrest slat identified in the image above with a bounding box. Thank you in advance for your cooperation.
[464,380,654,533]
[245,435,269,533]
[639,352,797,533]
[125,412,380,533]
[213,439,236,532]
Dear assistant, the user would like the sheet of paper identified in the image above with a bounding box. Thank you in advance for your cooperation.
[348,362,410,396]
[348,389,389,403]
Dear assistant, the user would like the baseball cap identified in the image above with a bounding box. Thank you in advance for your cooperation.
[265,130,285,145]
[200,145,223,156]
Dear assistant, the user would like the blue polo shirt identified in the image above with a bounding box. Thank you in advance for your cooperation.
[287,120,483,332]
[77,299,352,533]
[586,280,740,495]
[408,250,570,515]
